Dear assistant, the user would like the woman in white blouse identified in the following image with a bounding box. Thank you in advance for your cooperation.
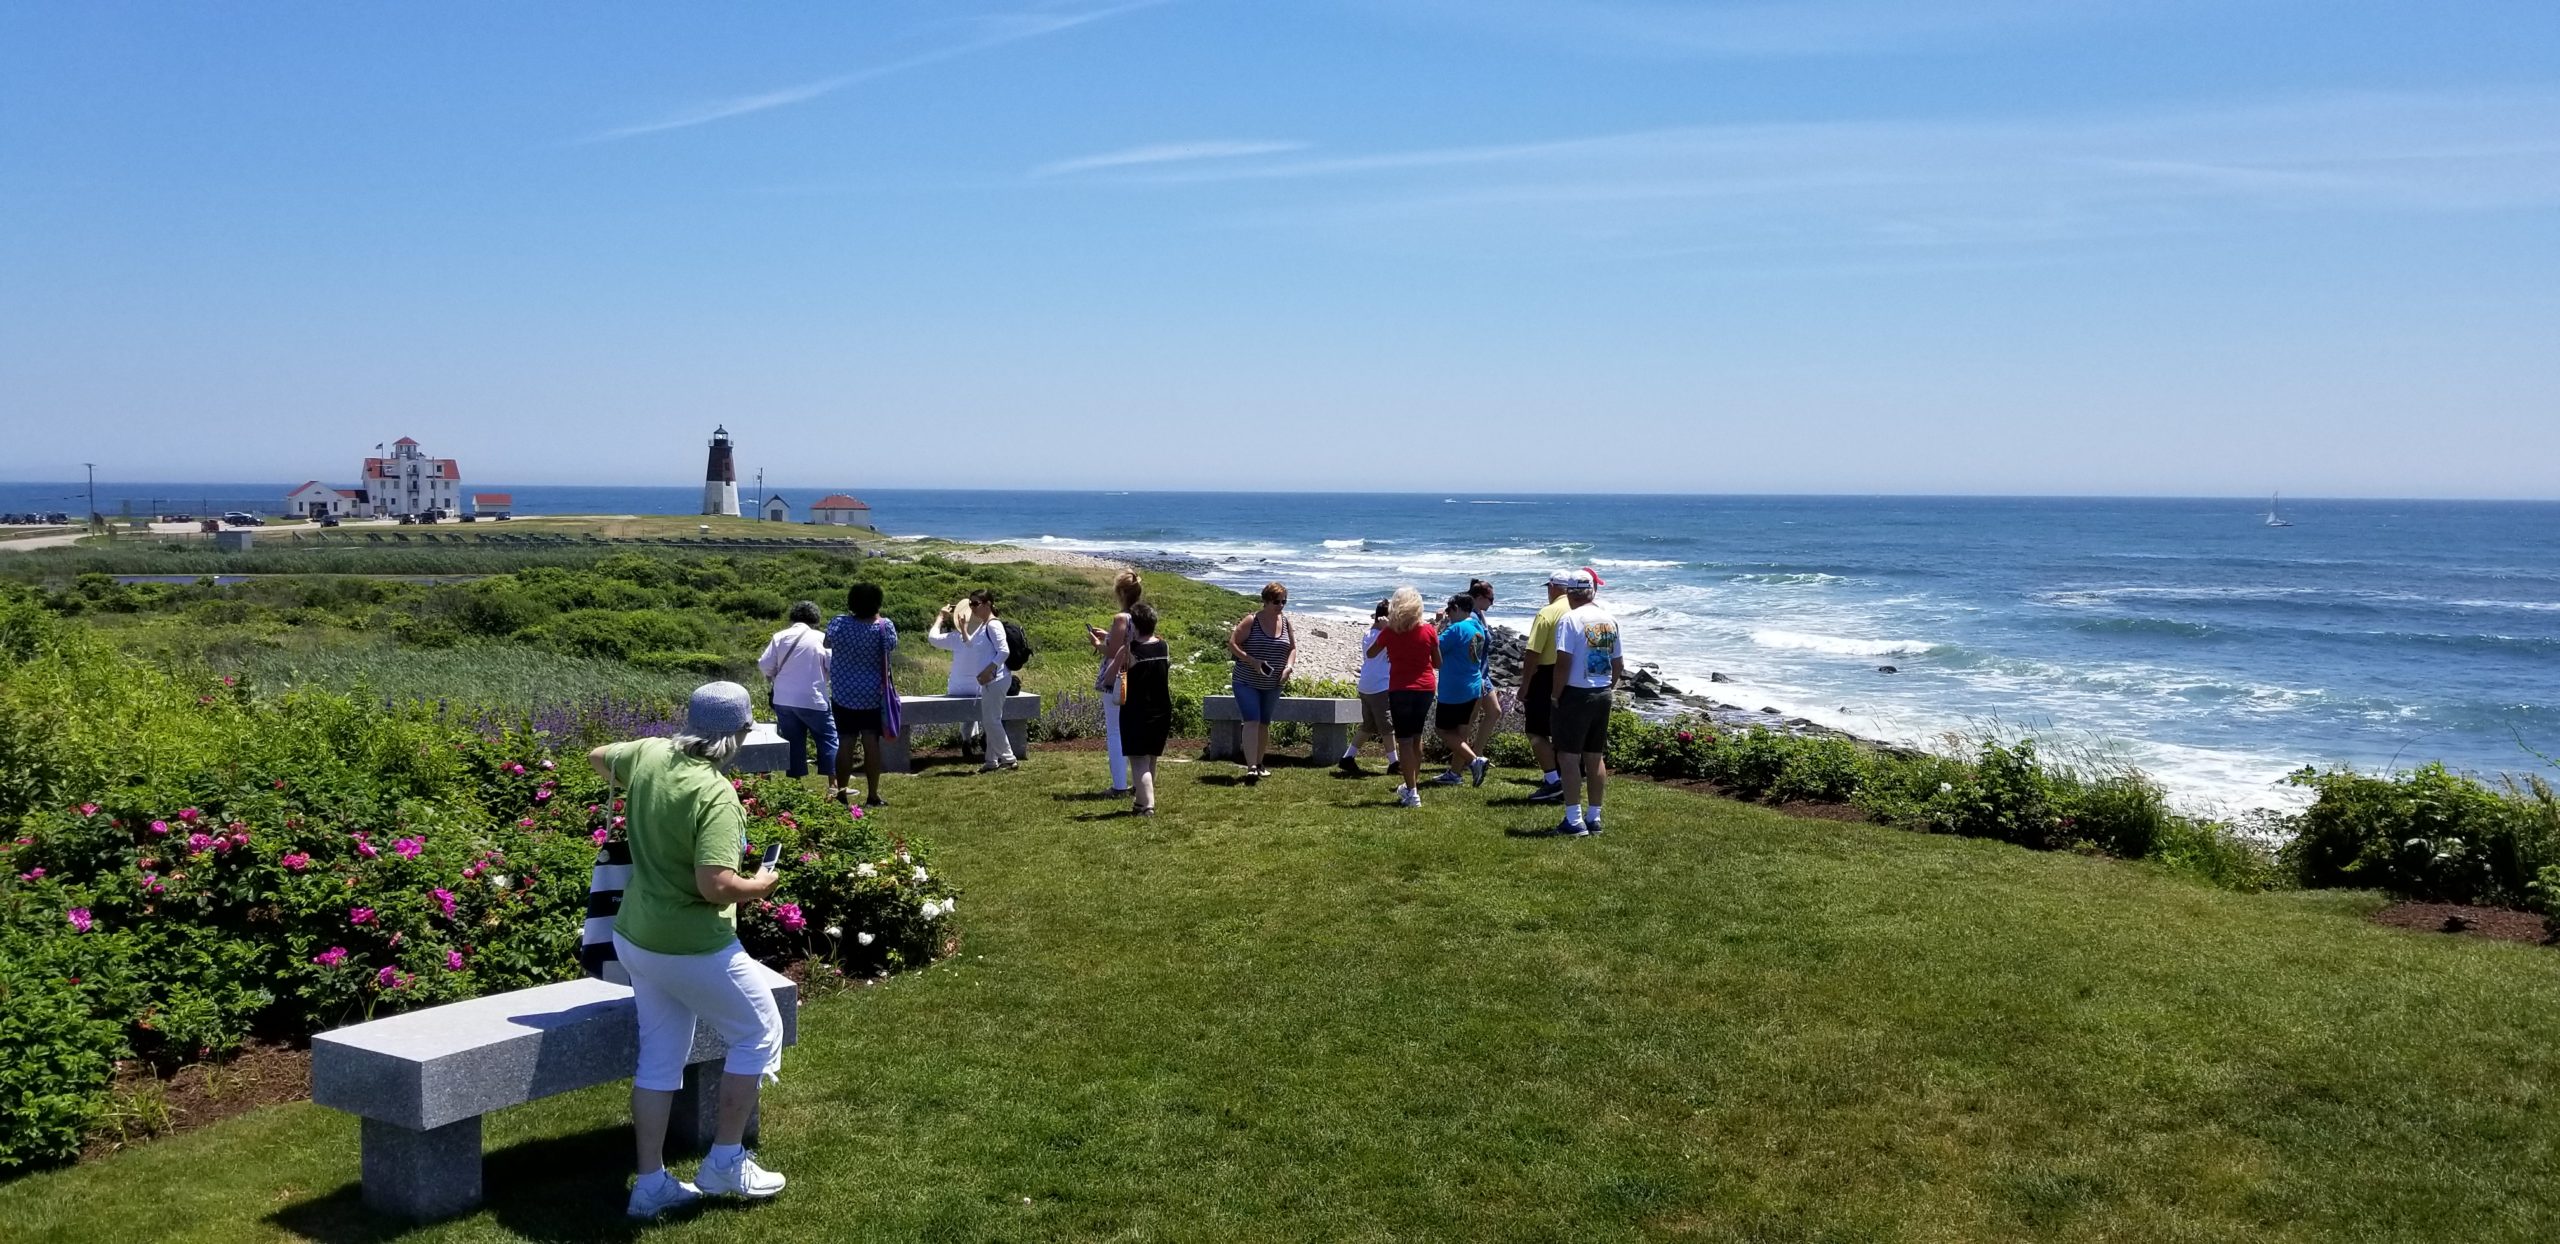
[927,589,1016,771]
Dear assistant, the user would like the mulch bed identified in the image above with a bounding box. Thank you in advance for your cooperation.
[81,1039,312,1163]
[2372,902,2550,946]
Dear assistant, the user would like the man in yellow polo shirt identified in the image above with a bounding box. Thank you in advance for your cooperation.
[1522,570,1577,802]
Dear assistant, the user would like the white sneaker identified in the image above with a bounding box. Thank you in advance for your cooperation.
[1397,785,1421,808]
[697,1151,787,1199]
[627,1170,701,1220]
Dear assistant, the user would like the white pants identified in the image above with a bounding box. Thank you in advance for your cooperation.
[978,682,1017,765]
[1103,693,1128,789]
[613,933,783,1091]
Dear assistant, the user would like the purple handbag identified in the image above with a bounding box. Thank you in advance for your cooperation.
[877,620,903,739]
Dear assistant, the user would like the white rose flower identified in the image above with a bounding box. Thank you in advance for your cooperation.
[856,931,876,946]
[823,926,842,940]
[912,865,929,883]
[922,900,944,919]
[1938,782,1954,794]
[855,862,877,878]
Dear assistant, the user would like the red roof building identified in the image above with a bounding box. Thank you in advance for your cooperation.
[810,494,872,526]
[470,493,513,517]
[362,437,462,517]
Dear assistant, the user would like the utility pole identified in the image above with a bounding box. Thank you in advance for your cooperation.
[83,462,96,529]
[755,468,765,512]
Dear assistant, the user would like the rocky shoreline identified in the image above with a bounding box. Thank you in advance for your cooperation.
[968,542,1868,745]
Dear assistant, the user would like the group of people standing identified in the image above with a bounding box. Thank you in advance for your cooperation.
[610,562,1631,1219]
[1323,568,1625,833]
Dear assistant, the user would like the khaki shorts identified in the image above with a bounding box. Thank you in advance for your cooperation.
[1358,690,1393,740]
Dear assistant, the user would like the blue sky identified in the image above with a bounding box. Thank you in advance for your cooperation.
[3,0,2556,496]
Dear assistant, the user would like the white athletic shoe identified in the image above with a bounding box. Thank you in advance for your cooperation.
[627,1170,701,1220]
[1397,785,1421,808]
[696,1151,787,1199]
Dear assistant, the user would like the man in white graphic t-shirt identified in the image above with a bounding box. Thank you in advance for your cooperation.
[1543,570,1624,837]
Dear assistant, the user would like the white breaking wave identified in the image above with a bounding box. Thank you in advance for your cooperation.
[1322,538,1376,549]
[1589,558,1684,570]
[1750,629,1940,658]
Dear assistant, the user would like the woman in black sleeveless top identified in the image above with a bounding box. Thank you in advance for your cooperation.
[1112,603,1174,815]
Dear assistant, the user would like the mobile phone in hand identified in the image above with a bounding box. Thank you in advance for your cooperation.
[759,842,783,873]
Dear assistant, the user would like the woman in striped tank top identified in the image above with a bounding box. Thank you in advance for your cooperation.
[1225,581,1296,783]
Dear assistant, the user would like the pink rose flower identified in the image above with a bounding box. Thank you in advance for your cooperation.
[590,828,609,845]
[179,808,202,823]
[349,907,375,925]
[313,946,348,967]
[432,888,456,919]
[186,832,215,854]
[376,966,410,990]
[540,759,556,771]
[517,818,536,829]
[357,841,379,859]
[775,902,807,933]
[78,802,99,817]
[393,837,424,860]
[281,851,312,871]
[149,820,171,835]
[534,787,554,803]
[848,805,865,821]
[445,950,466,972]
[1677,731,1695,742]
[66,907,93,933]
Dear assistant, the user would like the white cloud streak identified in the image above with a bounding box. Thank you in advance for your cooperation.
[582,0,1175,143]
[1078,90,2560,253]
[1392,0,2181,58]
[1033,140,1313,178]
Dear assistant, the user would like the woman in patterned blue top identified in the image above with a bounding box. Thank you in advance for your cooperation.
[825,582,898,808]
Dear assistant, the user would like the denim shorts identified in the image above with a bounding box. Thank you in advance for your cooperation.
[1230,672,1283,723]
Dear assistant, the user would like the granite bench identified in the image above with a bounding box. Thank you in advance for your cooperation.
[880,693,1041,773]
[1203,695,1364,763]
[311,964,798,1221]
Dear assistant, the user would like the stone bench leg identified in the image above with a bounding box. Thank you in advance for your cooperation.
[361,1115,482,1221]
[1207,721,1240,761]
[879,732,913,774]
[1308,724,1349,763]
[1004,720,1030,762]
[670,1059,759,1153]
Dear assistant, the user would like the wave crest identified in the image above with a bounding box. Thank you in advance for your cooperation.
[1749,629,1939,658]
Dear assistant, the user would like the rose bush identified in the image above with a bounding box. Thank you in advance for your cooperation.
[0,591,953,1170]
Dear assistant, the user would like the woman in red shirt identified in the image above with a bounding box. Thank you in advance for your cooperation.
[1365,586,1439,808]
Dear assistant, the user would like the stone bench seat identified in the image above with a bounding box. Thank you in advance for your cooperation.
[1203,694,1363,763]
[311,964,798,1220]
[884,693,1041,773]
[731,696,1044,776]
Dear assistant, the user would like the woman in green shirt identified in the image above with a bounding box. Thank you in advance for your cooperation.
[588,681,790,1220]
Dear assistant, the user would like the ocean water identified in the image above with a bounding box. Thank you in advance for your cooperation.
[9,483,2555,811]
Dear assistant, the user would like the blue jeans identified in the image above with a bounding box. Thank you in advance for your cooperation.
[1230,672,1283,723]
[774,703,838,779]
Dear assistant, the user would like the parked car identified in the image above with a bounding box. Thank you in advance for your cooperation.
[319,515,341,527]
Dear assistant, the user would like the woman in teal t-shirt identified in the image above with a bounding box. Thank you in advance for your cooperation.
[587,681,790,1220]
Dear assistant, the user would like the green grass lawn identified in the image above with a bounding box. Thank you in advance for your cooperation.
[7,753,2559,1242]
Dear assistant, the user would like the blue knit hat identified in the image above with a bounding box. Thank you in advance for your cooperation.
[685,681,756,738]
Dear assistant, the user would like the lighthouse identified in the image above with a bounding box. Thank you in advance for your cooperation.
[702,425,740,517]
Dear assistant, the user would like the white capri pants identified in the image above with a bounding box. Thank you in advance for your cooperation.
[978,681,1017,765]
[612,932,784,1091]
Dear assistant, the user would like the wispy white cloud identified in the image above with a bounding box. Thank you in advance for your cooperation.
[581,0,1175,143]
[1093,90,2560,254]
[1390,0,2187,58]
[1034,140,1313,178]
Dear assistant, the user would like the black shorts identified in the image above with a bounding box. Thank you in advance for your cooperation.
[1122,713,1171,759]
[1387,690,1434,740]
[1553,686,1612,756]
[1434,699,1477,732]
[830,704,884,737]
[1522,665,1556,737]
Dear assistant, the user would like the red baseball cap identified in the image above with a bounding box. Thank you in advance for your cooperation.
[1579,566,1607,588]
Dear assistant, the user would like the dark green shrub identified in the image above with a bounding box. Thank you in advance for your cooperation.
[2282,764,2553,906]
[1769,735,1873,804]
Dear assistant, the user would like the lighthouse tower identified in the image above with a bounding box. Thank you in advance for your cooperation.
[702,425,740,517]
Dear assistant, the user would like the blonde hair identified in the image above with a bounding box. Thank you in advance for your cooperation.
[1114,569,1144,609]
[1386,586,1424,632]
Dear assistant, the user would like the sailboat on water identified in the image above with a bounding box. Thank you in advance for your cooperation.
[2264,492,2293,528]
